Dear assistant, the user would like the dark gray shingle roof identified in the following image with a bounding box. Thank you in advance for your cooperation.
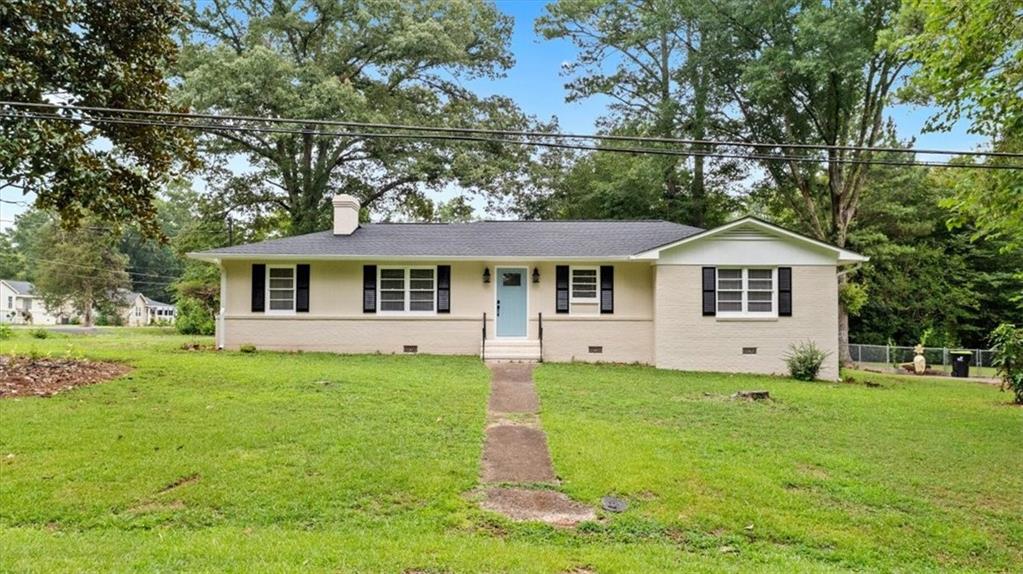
[193,220,703,259]
[3,280,35,295]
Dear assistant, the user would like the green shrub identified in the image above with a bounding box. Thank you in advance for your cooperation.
[239,344,256,354]
[0,324,12,340]
[175,297,214,336]
[990,323,1023,404]
[30,328,49,339]
[785,341,830,381]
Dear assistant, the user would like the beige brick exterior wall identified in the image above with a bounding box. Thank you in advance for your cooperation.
[219,259,655,363]
[653,265,840,380]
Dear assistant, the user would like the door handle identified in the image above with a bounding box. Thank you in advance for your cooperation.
[497,300,501,316]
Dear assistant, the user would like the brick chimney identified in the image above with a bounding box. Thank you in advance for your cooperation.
[332,194,360,235]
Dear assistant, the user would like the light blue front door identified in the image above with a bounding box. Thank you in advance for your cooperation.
[496,268,527,337]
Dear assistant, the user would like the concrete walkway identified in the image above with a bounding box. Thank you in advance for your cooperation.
[478,362,594,526]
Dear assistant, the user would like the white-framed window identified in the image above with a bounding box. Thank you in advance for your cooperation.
[5,296,11,309]
[378,266,436,314]
[570,266,598,303]
[717,268,776,317]
[267,265,297,313]
[135,306,141,317]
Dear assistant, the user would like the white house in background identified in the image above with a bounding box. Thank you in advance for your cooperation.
[0,279,71,325]
[120,292,176,326]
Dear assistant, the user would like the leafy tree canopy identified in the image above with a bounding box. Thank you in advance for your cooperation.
[176,0,541,234]
[0,0,195,236]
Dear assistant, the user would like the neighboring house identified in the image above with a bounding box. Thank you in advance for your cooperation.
[190,195,866,380]
[120,291,176,326]
[0,279,71,325]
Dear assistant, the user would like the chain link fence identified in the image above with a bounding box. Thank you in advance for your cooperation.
[847,344,997,378]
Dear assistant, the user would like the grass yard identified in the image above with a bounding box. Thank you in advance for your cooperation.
[1,329,1021,572]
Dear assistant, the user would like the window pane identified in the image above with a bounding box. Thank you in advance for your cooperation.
[748,269,772,279]
[409,301,434,311]
[574,290,596,299]
[269,299,293,310]
[718,279,743,290]
[748,291,773,302]
[718,302,742,312]
[748,302,773,312]
[410,269,434,279]
[748,280,773,290]
[410,279,434,290]
[409,291,433,301]
[269,278,293,289]
[380,291,404,301]
[718,269,742,279]
[501,273,521,286]
[718,291,742,302]
[381,269,404,279]
[572,269,596,279]
[269,268,293,278]
[380,279,404,290]
[269,290,293,301]
[380,301,404,311]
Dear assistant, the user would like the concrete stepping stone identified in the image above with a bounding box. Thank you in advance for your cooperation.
[482,425,556,483]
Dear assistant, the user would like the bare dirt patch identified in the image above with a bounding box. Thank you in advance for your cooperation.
[0,355,130,398]
[481,487,596,527]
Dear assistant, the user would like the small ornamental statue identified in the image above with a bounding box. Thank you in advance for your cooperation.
[913,344,927,375]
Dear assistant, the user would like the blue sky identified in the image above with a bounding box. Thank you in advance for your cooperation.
[0,0,985,230]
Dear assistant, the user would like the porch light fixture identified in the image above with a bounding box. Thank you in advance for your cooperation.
[483,267,491,283]
[532,267,540,283]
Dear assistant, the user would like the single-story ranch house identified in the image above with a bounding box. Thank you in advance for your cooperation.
[191,195,867,380]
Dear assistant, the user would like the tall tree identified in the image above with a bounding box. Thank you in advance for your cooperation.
[32,218,131,327]
[177,0,535,234]
[0,0,195,235]
[537,0,738,226]
[901,0,1023,248]
[708,0,911,361]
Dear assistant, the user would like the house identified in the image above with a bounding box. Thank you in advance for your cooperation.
[119,291,176,326]
[190,195,867,379]
[0,279,71,325]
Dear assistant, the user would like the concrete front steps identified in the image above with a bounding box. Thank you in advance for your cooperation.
[482,339,541,361]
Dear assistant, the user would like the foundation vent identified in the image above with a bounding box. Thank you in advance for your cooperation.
[742,347,757,355]
[588,346,603,354]
[403,345,418,354]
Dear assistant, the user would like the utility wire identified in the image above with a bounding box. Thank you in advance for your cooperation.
[3,100,1020,160]
[0,252,185,282]
[3,109,1020,171]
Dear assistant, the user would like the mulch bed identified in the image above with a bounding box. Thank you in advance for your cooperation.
[0,356,131,398]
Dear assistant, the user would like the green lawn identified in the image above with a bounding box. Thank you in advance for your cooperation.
[1,329,1020,572]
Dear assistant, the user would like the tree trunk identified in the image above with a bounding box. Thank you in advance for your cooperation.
[690,65,708,227]
[836,260,852,365]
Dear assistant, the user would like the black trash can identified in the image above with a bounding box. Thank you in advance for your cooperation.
[950,350,972,378]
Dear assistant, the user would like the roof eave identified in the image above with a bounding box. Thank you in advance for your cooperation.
[188,253,639,262]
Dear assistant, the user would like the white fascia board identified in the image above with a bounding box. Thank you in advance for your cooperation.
[187,253,635,263]
[629,217,869,264]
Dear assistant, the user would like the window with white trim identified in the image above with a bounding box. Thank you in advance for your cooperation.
[378,267,436,313]
[717,268,775,316]
[267,265,296,313]
[570,267,598,303]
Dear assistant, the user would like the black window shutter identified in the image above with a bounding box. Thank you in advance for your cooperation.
[555,265,569,314]
[600,265,614,314]
[296,264,310,312]
[778,267,792,317]
[702,267,716,316]
[437,265,451,314]
[251,264,265,312]
[363,265,377,313]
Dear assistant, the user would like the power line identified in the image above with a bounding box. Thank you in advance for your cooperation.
[0,252,184,282]
[3,109,1020,171]
[4,100,1019,160]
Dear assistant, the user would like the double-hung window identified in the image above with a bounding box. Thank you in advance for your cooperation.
[570,267,598,303]
[717,268,775,317]
[267,265,296,313]
[379,267,436,313]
